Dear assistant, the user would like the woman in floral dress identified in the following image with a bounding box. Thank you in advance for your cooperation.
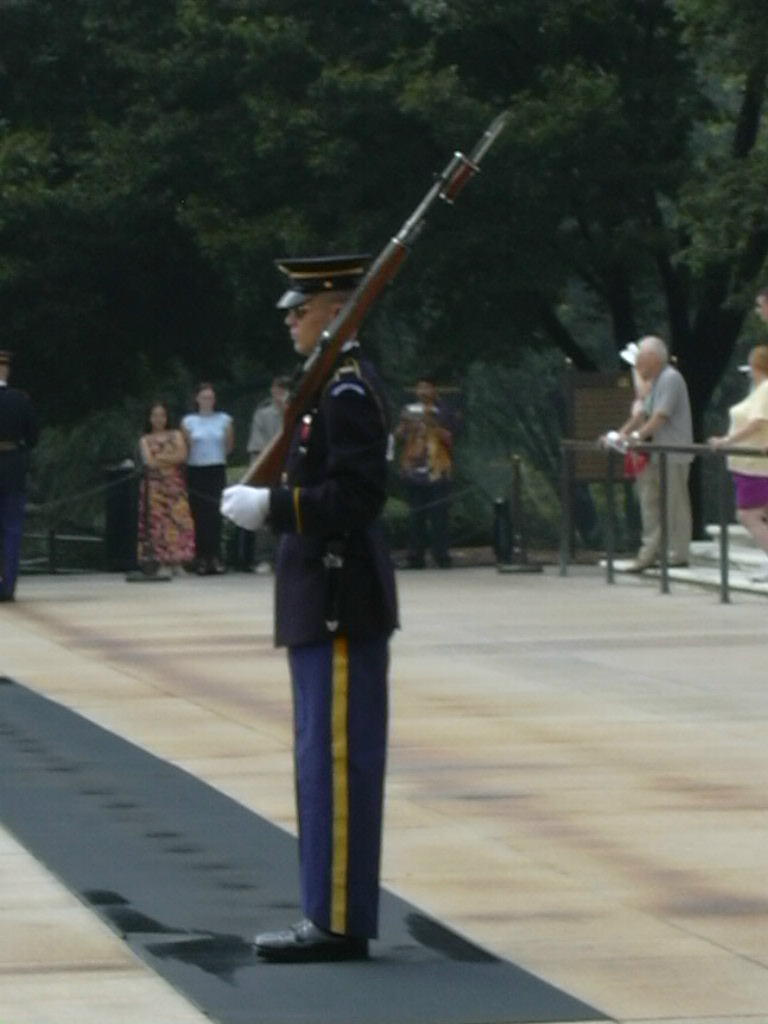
[138,403,195,574]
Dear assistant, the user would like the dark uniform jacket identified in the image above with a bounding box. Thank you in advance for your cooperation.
[268,345,398,648]
[0,385,39,491]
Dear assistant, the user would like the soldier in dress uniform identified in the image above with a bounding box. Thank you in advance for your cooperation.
[0,350,39,602]
[221,255,398,962]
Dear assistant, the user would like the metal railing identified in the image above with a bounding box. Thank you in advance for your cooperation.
[560,439,768,603]
[22,524,103,573]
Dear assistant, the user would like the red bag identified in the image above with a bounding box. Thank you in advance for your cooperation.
[623,451,649,478]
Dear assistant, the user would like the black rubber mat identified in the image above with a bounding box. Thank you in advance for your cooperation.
[0,677,609,1024]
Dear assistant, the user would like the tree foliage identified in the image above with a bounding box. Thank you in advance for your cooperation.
[2,0,768,444]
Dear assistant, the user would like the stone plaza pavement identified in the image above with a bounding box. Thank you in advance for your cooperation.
[1,564,768,1024]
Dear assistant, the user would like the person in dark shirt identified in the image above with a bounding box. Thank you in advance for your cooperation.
[221,255,398,962]
[233,375,290,572]
[0,350,39,601]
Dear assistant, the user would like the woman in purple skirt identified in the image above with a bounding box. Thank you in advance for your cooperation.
[709,345,768,583]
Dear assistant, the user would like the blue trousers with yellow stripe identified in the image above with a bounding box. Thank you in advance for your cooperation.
[288,633,389,939]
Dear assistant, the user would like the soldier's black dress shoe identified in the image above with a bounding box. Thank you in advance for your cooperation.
[254,918,369,962]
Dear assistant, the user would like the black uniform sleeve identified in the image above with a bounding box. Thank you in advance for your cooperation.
[269,379,387,536]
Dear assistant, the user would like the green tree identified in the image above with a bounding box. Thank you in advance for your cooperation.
[3,0,768,455]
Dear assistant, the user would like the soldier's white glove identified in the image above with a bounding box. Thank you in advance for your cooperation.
[220,486,270,531]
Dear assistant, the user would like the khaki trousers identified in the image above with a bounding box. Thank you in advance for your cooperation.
[635,459,692,566]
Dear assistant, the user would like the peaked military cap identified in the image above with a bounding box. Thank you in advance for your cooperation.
[275,254,370,310]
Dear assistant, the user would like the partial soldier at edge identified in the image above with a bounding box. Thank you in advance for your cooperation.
[0,350,39,602]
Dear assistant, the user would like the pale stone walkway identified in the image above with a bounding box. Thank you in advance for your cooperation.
[2,565,768,1024]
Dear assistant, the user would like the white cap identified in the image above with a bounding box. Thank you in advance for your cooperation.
[619,342,639,366]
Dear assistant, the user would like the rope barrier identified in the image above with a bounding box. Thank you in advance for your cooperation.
[28,466,144,516]
[28,465,228,519]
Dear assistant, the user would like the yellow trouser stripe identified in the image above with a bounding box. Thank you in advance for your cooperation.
[292,488,303,533]
[330,635,350,933]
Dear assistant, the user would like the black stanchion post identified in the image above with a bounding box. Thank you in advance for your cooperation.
[493,497,512,565]
[104,461,139,572]
[511,455,523,562]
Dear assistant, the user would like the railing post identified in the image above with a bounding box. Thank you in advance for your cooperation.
[47,529,57,574]
[658,451,670,594]
[559,443,572,577]
[605,449,617,583]
[718,454,731,604]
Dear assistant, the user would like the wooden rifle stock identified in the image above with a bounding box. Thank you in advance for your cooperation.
[242,110,509,487]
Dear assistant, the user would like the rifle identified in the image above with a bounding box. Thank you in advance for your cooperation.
[242,110,510,487]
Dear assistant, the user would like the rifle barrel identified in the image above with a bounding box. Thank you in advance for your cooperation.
[240,111,508,488]
[470,110,511,164]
